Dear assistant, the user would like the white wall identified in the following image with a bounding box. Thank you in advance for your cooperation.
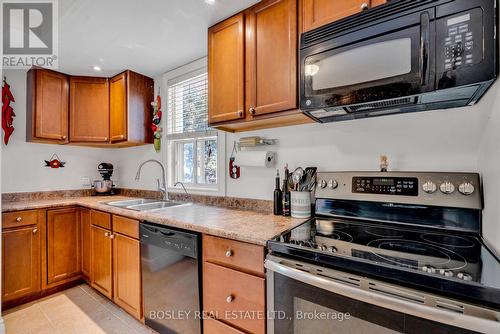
[1,69,121,193]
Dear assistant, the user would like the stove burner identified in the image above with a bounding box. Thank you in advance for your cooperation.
[331,230,353,242]
[367,239,467,271]
[365,226,405,238]
[421,233,475,248]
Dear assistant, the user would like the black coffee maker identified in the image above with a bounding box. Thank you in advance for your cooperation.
[92,163,115,196]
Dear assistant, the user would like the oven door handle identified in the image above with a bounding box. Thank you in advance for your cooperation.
[265,259,500,334]
[420,11,431,86]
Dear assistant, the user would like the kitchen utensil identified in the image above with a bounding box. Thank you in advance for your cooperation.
[292,168,304,191]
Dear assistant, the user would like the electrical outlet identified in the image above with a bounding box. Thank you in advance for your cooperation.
[81,176,91,188]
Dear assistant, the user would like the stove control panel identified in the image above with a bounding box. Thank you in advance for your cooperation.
[315,172,482,210]
[352,177,418,196]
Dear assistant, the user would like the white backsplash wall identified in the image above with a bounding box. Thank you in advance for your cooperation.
[1,69,120,193]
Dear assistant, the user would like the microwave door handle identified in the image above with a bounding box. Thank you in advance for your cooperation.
[265,259,500,334]
[420,11,431,86]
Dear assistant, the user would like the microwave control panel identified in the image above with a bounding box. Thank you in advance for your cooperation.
[440,8,483,72]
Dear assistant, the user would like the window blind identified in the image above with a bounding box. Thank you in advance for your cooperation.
[167,72,212,138]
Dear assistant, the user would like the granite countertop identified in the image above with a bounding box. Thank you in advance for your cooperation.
[1,196,306,246]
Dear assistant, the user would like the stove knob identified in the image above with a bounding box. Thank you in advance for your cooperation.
[440,181,455,194]
[319,180,327,189]
[328,180,339,190]
[458,182,475,196]
[422,265,436,274]
[422,181,437,194]
[316,244,327,251]
[457,272,472,281]
[328,246,338,253]
[439,269,454,277]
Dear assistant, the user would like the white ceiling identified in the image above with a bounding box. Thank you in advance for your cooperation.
[58,0,259,77]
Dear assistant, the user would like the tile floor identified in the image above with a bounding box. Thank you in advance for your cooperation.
[2,284,157,334]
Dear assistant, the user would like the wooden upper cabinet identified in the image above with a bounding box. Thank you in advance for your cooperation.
[109,72,128,142]
[301,0,387,32]
[2,225,40,302]
[208,13,245,124]
[70,77,110,143]
[246,0,297,117]
[46,208,81,285]
[90,225,113,299]
[27,68,69,143]
[109,70,154,144]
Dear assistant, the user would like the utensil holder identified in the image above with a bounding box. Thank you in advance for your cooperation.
[291,191,311,218]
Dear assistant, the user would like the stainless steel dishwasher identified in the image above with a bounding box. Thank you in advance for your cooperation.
[140,222,201,334]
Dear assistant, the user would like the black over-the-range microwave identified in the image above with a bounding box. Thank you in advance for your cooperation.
[300,0,499,123]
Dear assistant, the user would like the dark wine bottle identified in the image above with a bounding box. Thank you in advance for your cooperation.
[282,179,291,217]
[274,170,283,215]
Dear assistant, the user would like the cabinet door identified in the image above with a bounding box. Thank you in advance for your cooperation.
[70,77,110,142]
[91,225,113,298]
[27,69,69,143]
[81,208,91,280]
[208,13,245,124]
[301,0,379,32]
[113,233,142,319]
[246,0,297,117]
[2,226,40,302]
[46,208,81,284]
[109,72,128,143]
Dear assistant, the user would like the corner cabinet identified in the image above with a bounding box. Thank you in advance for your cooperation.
[300,0,388,33]
[70,77,110,143]
[26,68,154,147]
[208,0,311,132]
[26,69,69,144]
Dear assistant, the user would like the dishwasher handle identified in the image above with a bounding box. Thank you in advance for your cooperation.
[140,223,198,259]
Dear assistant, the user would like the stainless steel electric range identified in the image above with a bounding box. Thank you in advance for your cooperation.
[266,172,500,334]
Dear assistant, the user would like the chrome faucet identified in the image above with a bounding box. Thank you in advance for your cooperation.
[135,159,168,200]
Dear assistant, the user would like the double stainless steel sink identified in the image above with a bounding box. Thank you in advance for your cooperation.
[105,198,190,212]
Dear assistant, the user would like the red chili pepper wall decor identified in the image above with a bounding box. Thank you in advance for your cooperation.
[45,154,66,168]
[152,93,162,153]
[2,77,16,145]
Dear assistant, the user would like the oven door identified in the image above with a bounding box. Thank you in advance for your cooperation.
[300,9,436,111]
[265,256,500,334]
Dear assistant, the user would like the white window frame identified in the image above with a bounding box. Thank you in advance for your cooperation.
[161,57,226,196]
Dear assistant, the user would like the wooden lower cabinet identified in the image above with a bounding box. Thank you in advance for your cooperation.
[90,224,113,299]
[113,233,142,319]
[2,224,41,302]
[46,208,81,285]
[203,235,266,334]
[81,208,91,279]
[204,317,246,334]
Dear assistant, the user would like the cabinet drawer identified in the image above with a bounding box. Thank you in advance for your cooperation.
[204,317,245,334]
[90,210,111,229]
[112,215,139,239]
[203,262,265,334]
[203,235,264,276]
[2,210,39,229]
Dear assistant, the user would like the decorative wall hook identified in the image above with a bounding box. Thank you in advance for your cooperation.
[45,154,66,168]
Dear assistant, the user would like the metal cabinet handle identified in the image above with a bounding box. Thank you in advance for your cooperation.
[61,135,67,140]
[32,228,38,234]
[225,249,233,258]
[104,232,110,237]
[249,107,256,115]
[104,137,109,141]
[16,217,22,222]
[238,111,243,117]
[226,295,234,303]
[110,234,115,239]
[361,2,369,10]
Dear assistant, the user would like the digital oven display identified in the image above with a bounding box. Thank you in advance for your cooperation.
[352,177,418,196]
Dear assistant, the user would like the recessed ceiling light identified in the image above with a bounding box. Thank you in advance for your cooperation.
[93,66,102,72]
[205,0,215,4]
